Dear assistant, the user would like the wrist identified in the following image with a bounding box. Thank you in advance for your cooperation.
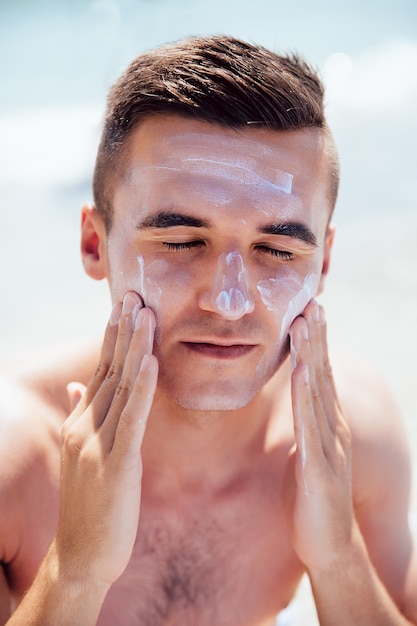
[45,540,111,602]
[306,523,367,581]
[306,527,404,626]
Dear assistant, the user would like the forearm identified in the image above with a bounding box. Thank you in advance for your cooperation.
[308,527,411,626]
[7,542,109,626]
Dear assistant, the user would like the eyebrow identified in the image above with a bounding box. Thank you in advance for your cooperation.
[137,211,317,247]
[259,222,317,247]
[138,211,210,229]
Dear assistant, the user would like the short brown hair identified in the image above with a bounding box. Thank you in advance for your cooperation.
[93,35,339,230]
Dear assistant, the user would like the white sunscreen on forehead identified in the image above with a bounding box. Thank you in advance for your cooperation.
[153,131,296,208]
[212,251,254,320]
[180,157,293,195]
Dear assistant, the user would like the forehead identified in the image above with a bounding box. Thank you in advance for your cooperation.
[115,116,330,223]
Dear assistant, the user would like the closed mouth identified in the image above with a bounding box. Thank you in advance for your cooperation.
[181,342,256,359]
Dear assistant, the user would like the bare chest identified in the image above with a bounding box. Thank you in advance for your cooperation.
[97,480,303,626]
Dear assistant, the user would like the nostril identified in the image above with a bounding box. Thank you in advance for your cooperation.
[216,287,253,318]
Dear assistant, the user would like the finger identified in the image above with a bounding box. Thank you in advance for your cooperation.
[111,354,158,463]
[68,301,123,424]
[292,304,350,467]
[64,293,143,438]
[83,292,143,432]
[304,301,348,440]
[290,316,333,444]
[66,382,87,413]
[110,292,143,380]
[121,307,156,384]
[100,307,156,450]
[291,360,326,493]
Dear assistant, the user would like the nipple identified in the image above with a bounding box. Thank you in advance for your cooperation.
[211,251,254,320]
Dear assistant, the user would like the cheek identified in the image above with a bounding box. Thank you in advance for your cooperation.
[257,271,320,341]
[136,256,195,342]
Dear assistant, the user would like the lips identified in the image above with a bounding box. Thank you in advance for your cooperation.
[182,342,256,359]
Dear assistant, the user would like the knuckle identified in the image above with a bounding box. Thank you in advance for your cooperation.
[78,436,103,468]
[337,420,352,446]
[311,388,322,403]
[62,426,84,457]
[106,362,122,382]
[94,360,109,383]
[117,317,129,336]
[115,377,130,397]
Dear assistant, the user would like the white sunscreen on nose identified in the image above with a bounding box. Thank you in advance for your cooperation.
[212,251,254,320]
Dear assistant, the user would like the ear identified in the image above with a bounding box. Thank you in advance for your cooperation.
[80,203,108,280]
[317,223,335,295]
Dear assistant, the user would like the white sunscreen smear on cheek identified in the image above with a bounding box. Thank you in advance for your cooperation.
[136,255,165,310]
[137,255,146,301]
[257,272,319,344]
[212,251,255,320]
[279,273,318,343]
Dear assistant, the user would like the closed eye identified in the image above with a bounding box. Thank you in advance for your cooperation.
[256,245,294,260]
[162,240,204,251]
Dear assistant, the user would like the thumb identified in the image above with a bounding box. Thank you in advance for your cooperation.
[66,381,87,413]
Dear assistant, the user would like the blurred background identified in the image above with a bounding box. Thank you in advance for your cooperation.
[0,1,416,621]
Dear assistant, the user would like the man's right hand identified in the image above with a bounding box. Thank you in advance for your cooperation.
[56,291,158,589]
[6,292,158,625]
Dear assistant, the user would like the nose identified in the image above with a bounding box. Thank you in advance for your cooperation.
[199,251,255,321]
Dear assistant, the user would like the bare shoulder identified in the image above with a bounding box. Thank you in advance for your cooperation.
[331,352,402,433]
[0,370,64,502]
[0,348,86,563]
[0,379,56,572]
[330,352,410,504]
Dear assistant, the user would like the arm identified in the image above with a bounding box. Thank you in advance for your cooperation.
[7,292,158,625]
[288,299,417,625]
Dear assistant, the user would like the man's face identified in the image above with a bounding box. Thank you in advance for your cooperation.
[104,116,332,411]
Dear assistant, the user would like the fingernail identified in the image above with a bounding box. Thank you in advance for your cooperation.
[320,305,326,325]
[109,302,122,326]
[122,292,139,316]
[303,366,309,385]
[140,353,151,373]
[302,323,309,341]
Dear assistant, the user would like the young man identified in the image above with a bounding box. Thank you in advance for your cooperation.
[0,35,416,625]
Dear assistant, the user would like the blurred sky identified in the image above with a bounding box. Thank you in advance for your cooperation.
[0,0,416,361]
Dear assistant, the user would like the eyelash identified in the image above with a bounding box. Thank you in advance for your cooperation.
[163,241,293,260]
[163,241,203,251]
[257,246,293,260]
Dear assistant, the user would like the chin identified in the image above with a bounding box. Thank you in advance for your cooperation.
[159,375,264,412]
[157,342,290,413]
[174,394,254,412]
